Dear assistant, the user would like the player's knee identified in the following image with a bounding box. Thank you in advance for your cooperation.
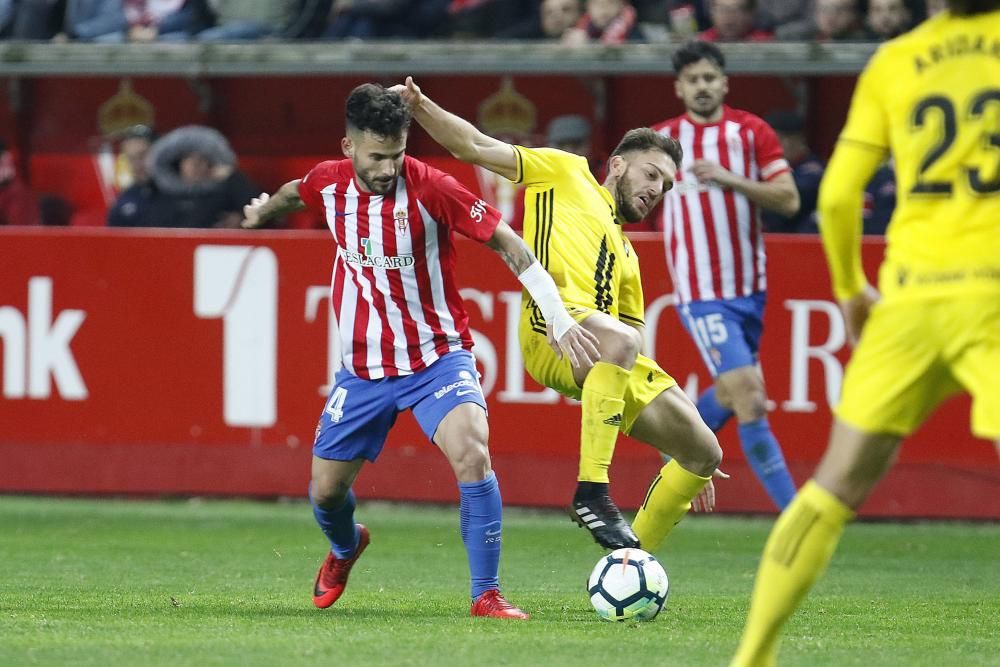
[448,439,492,482]
[311,476,352,509]
[697,428,723,473]
[732,387,768,421]
[601,325,641,366]
[684,427,723,477]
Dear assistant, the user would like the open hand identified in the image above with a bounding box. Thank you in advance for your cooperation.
[839,284,880,346]
[691,468,730,513]
[547,323,600,370]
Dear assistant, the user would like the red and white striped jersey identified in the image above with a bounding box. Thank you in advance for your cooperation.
[653,106,790,304]
[298,156,501,380]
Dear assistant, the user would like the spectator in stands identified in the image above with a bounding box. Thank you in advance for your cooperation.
[863,162,896,235]
[0,138,40,226]
[0,0,15,37]
[866,0,912,39]
[666,1,711,38]
[761,110,823,233]
[777,0,873,40]
[562,0,643,44]
[90,1,196,42]
[60,0,127,42]
[545,113,606,178]
[756,0,810,33]
[324,0,450,40]
[107,124,156,227]
[11,0,66,39]
[498,0,583,40]
[545,113,592,158]
[194,0,299,41]
[137,125,259,228]
[449,0,538,38]
[699,0,773,41]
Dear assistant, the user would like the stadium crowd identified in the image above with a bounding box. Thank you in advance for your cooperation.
[0,0,925,229]
[0,0,935,43]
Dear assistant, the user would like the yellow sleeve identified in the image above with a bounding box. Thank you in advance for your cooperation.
[838,48,891,151]
[513,146,586,186]
[817,51,892,301]
[817,142,886,301]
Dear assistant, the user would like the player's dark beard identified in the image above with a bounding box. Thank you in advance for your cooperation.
[360,171,396,195]
[614,179,642,223]
[690,93,720,120]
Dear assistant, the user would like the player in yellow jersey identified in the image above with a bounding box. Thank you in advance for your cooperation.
[393,76,724,552]
[732,3,1000,665]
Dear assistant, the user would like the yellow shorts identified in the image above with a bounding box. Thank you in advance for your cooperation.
[836,294,1000,439]
[518,306,676,435]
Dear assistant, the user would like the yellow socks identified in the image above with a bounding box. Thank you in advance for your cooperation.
[731,480,856,667]
[578,361,630,484]
[632,459,711,551]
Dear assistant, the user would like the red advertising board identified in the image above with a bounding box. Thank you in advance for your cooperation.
[1,228,997,518]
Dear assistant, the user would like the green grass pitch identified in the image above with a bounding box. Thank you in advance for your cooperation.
[1,496,998,666]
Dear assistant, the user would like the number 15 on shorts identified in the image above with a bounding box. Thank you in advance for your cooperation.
[694,313,729,345]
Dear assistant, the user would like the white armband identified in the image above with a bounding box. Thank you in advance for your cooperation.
[517,262,576,341]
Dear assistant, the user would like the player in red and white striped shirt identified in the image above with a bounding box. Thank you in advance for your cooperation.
[653,41,800,510]
[242,83,598,618]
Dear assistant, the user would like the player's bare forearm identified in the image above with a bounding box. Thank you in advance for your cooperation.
[486,221,536,276]
[262,180,306,219]
[401,78,519,181]
[729,172,800,217]
[243,180,305,229]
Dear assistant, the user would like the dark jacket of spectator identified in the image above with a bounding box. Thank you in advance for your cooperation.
[325,0,450,40]
[140,125,259,228]
[761,153,823,233]
[13,0,68,39]
[863,163,896,235]
[64,0,128,41]
[107,180,155,227]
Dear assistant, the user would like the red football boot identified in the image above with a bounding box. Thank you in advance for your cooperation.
[470,589,530,620]
[312,524,370,609]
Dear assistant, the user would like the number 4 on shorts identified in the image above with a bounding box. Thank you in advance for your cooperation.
[325,386,348,423]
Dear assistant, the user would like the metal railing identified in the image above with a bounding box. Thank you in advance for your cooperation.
[0,41,878,77]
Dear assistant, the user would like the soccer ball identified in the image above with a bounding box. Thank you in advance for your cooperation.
[587,548,669,621]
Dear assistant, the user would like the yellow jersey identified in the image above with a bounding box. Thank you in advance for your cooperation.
[835,10,1000,300]
[512,146,646,333]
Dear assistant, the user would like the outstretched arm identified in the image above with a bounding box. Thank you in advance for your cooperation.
[487,221,600,369]
[394,77,520,182]
[241,180,306,229]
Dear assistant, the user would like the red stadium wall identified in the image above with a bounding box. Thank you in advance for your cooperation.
[0,74,853,228]
[1,228,997,518]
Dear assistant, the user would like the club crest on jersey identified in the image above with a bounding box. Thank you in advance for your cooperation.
[394,208,408,233]
[345,237,415,269]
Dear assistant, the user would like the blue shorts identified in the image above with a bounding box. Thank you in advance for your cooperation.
[677,293,767,377]
[313,350,488,462]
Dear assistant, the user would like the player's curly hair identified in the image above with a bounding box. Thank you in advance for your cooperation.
[949,0,1000,13]
[345,83,412,139]
[610,128,683,169]
[671,40,725,74]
